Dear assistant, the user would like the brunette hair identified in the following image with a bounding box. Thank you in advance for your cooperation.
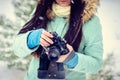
[19,0,85,55]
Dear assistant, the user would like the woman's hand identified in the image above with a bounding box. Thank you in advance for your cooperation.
[40,30,54,47]
[40,30,74,62]
[56,44,73,63]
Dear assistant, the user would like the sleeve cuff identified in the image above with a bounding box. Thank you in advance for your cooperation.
[63,50,75,63]
[27,29,44,49]
[64,54,78,68]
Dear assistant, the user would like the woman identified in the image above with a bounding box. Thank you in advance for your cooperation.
[13,0,103,80]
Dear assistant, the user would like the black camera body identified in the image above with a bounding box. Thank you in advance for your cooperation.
[47,32,69,61]
[37,32,68,79]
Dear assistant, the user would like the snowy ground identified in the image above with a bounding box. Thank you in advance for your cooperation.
[0,0,120,80]
[0,61,26,80]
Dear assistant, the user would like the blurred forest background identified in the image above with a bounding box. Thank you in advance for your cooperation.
[0,0,120,80]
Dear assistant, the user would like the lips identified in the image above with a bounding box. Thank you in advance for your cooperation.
[60,0,67,3]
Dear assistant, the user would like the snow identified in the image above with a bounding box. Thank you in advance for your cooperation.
[99,0,120,73]
[0,61,26,80]
[0,0,15,22]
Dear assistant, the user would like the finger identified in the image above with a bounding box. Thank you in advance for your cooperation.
[66,44,72,48]
[45,52,48,55]
[40,38,50,47]
[42,30,53,38]
[41,34,53,44]
[66,44,73,52]
[66,44,69,47]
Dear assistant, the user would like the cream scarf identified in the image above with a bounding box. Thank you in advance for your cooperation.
[52,2,71,18]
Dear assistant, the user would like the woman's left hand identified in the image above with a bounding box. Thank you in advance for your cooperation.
[56,44,73,63]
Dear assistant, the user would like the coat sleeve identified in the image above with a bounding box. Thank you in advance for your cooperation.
[69,15,103,74]
[12,31,38,58]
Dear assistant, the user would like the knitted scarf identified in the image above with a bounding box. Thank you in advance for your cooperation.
[52,2,70,18]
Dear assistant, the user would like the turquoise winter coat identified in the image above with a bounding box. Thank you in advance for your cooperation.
[13,15,103,80]
[13,0,103,80]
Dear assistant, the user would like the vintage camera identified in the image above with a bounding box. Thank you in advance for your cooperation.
[38,32,67,79]
[46,32,69,61]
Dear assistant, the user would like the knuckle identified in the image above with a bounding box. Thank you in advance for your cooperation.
[41,34,44,38]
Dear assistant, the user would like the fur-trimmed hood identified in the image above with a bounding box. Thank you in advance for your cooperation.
[82,0,99,23]
[47,0,99,23]
[46,0,99,23]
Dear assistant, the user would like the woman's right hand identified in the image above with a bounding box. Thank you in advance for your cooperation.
[40,30,54,47]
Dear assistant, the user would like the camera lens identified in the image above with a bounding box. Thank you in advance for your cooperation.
[48,46,60,62]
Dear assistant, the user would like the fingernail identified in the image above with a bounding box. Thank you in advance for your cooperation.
[51,41,54,44]
[51,35,53,37]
